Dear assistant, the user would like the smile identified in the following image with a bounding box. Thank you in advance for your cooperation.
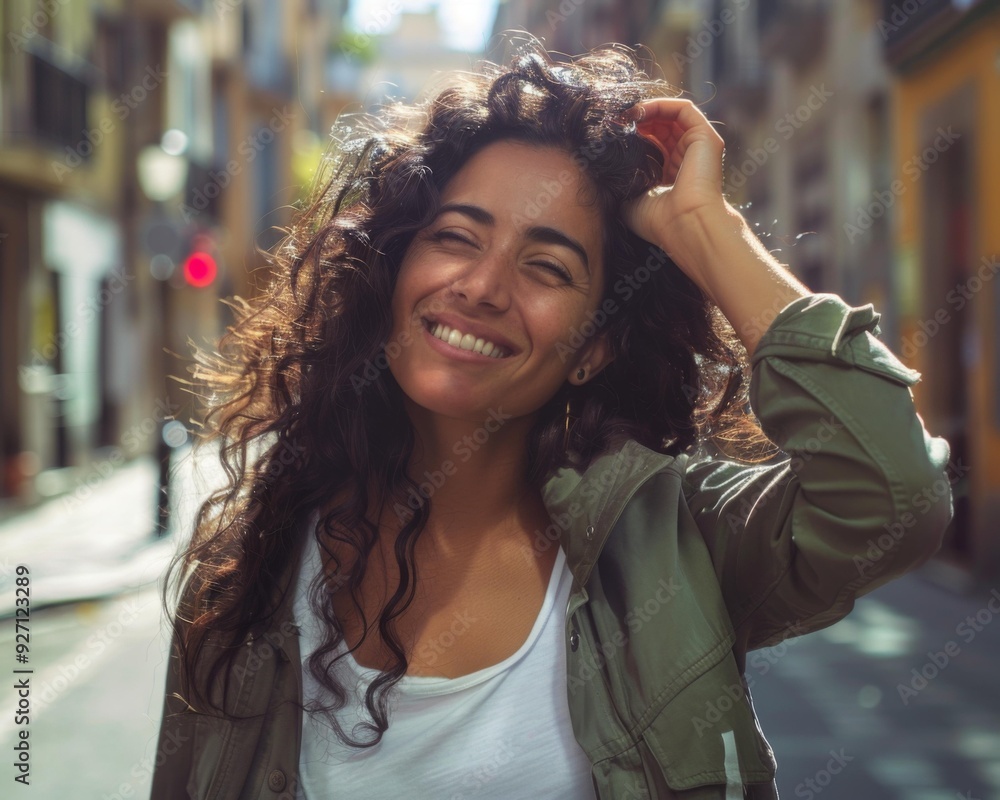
[422,318,512,359]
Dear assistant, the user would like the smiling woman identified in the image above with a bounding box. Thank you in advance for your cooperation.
[150,32,953,800]
[388,141,614,434]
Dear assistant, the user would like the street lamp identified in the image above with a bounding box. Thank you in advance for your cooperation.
[137,131,190,283]
[137,130,189,202]
[135,130,190,537]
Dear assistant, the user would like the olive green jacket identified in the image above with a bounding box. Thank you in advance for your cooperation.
[150,293,953,799]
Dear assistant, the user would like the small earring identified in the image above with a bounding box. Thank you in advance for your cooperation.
[577,368,586,380]
[563,397,571,450]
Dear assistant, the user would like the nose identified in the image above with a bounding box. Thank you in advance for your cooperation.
[447,247,512,311]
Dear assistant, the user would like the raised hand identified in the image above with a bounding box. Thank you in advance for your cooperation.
[621,98,729,281]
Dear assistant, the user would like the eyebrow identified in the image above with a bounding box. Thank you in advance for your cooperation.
[435,202,591,274]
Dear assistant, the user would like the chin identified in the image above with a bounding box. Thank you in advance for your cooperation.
[395,373,489,420]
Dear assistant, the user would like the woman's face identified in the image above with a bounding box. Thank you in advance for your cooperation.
[387,139,614,423]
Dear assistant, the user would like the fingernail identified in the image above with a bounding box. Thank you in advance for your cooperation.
[624,105,644,124]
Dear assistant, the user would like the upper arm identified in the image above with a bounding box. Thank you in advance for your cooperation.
[682,293,953,651]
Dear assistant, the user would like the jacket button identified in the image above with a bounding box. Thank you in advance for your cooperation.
[569,630,580,651]
[585,525,595,540]
[268,769,286,792]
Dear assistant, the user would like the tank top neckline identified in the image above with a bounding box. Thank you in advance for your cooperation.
[317,535,569,697]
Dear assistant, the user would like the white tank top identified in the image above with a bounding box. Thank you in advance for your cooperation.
[292,517,597,799]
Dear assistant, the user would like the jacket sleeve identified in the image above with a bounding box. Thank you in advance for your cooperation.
[149,575,201,799]
[681,292,953,652]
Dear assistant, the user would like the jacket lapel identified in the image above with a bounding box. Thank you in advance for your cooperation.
[541,438,676,595]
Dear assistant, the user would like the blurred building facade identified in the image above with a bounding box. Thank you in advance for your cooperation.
[0,0,352,516]
[492,0,666,53]
[1,0,140,509]
[879,0,1000,578]
[330,8,474,107]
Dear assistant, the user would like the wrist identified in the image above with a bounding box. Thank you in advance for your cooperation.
[654,200,748,291]
[661,199,744,243]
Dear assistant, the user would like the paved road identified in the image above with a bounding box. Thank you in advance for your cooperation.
[751,571,1000,799]
[0,583,170,798]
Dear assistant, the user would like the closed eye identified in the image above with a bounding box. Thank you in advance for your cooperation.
[430,231,475,246]
[531,262,573,282]
[431,230,572,282]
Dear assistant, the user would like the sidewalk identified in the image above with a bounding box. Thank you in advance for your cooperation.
[0,448,203,619]
[0,435,290,618]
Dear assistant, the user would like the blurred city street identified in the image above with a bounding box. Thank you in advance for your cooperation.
[0,442,230,799]
[0,583,168,799]
[0,456,176,618]
[1,0,998,797]
[0,453,180,799]
[751,573,1000,799]
[0,446,998,798]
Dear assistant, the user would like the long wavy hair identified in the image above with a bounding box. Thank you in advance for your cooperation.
[162,34,779,749]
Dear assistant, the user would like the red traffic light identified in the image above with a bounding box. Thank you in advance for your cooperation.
[182,251,217,288]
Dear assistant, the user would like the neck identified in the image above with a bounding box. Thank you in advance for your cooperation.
[389,395,548,557]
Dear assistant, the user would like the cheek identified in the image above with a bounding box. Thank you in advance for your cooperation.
[390,278,408,318]
[542,315,574,349]
[535,295,590,342]
[390,264,420,330]
[529,307,588,373]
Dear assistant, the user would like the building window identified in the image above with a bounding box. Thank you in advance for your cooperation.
[27,50,89,152]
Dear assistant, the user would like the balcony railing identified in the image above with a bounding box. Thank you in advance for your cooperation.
[880,0,956,47]
[24,49,91,154]
[759,0,827,68]
[130,0,205,21]
[880,0,990,67]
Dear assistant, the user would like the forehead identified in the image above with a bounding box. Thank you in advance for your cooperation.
[442,140,601,222]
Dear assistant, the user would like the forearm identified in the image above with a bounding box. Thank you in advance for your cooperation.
[658,202,812,357]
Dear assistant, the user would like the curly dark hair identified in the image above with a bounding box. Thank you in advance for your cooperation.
[161,33,779,751]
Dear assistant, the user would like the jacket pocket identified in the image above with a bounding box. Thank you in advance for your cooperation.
[638,653,776,793]
[186,715,235,800]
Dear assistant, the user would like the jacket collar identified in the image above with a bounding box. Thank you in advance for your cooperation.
[540,437,679,595]
[263,437,680,649]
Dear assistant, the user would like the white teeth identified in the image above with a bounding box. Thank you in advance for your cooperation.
[429,322,508,358]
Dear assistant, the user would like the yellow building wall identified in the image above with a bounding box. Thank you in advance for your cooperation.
[894,12,1000,502]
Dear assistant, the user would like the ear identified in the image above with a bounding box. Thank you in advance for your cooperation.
[570,332,615,384]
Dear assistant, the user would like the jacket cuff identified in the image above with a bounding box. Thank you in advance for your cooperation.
[750,292,923,387]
